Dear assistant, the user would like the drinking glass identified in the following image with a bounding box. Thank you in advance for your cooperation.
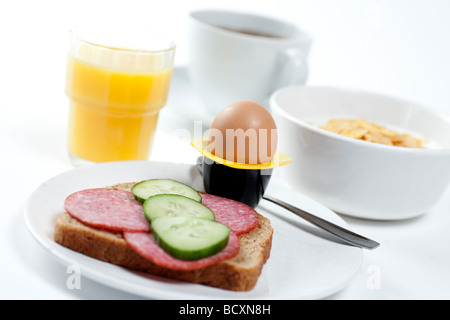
[66,24,176,165]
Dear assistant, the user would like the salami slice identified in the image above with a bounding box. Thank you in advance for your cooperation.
[123,231,240,270]
[64,188,150,232]
[200,193,259,235]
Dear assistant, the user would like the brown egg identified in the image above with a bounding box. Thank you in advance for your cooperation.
[206,100,278,164]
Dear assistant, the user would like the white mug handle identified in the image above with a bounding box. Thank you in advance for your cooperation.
[273,47,309,90]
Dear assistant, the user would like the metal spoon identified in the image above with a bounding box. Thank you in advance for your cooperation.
[196,159,379,250]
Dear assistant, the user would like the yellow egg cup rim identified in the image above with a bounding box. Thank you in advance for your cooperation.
[191,138,291,170]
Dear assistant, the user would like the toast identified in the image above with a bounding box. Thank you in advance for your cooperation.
[54,182,273,291]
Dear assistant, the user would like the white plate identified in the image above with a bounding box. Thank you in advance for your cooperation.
[166,66,215,125]
[24,160,363,299]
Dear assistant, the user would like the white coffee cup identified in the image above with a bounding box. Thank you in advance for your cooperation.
[187,9,313,115]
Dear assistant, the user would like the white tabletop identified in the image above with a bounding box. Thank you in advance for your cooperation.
[1,0,450,300]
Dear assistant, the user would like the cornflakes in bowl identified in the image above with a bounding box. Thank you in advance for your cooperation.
[320,118,425,148]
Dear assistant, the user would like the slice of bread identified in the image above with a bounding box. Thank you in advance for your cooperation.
[54,183,273,291]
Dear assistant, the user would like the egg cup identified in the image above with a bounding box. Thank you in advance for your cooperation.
[191,138,291,208]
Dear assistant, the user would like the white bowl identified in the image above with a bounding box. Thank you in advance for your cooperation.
[270,86,450,220]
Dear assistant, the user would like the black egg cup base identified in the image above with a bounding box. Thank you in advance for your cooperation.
[201,156,273,209]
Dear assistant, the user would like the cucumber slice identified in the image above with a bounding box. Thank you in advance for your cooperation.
[143,194,215,222]
[151,216,230,261]
[131,179,201,203]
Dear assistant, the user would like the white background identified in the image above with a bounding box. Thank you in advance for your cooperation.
[1,0,450,299]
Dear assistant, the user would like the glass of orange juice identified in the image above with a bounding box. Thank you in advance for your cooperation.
[65,24,175,165]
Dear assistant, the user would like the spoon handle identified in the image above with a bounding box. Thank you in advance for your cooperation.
[262,195,380,250]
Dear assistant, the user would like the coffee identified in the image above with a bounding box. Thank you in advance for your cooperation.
[218,26,282,39]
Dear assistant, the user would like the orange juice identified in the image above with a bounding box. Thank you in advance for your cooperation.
[66,54,173,163]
